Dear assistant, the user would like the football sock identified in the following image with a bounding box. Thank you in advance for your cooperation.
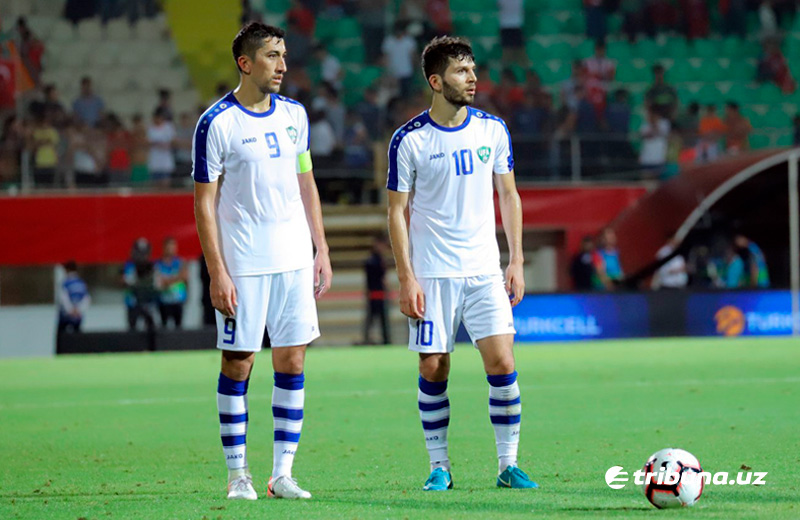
[487,371,521,473]
[272,372,305,479]
[418,376,451,471]
[217,373,249,479]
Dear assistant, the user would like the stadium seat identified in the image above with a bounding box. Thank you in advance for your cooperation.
[330,38,365,64]
[50,19,76,42]
[689,39,719,59]
[105,18,132,41]
[89,41,121,68]
[607,40,632,61]
[755,84,784,104]
[633,39,660,62]
[666,60,697,83]
[260,0,291,14]
[750,133,772,148]
[575,39,594,59]
[77,18,103,41]
[135,16,166,40]
[456,0,493,12]
[725,82,754,104]
[455,13,499,38]
[665,38,690,60]
[562,12,585,34]
[534,12,564,36]
[25,15,56,37]
[695,83,722,105]
[615,60,650,83]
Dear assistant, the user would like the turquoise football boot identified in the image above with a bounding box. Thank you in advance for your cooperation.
[423,467,453,491]
[496,466,539,489]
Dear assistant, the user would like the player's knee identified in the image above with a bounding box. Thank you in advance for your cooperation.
[419,354,449,381]
[485,356,515,376]
[221,351,255,380]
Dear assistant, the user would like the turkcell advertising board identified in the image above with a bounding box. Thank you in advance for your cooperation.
[456,293,650,342]
[685,290,794,337]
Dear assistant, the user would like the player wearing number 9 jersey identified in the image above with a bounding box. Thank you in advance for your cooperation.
[387,36,537,491]
[193,22,332,501]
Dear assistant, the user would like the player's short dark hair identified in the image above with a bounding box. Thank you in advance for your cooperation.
[232,22,285,72]
[421,36,474,89]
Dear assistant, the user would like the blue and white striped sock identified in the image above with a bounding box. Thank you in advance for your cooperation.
[487,371,521,473]
[418,376,450,471]
[272,372,304,479]
[217,373,249,479]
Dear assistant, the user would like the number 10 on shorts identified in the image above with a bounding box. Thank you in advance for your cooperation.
[415,320,433,346]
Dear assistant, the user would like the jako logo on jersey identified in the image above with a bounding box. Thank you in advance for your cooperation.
[429,152,444,160]
[226,453,244,460]
[241,137,257,144]
[286,126,298,144]
[477,146,491,164]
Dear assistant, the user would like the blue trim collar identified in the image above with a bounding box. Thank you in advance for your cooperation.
[226,92,276,118]
[425,107,472,132]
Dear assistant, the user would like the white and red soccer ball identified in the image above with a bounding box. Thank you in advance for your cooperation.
[641,448,704,508]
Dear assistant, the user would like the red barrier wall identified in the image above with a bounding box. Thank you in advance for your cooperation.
[0,186,646,268]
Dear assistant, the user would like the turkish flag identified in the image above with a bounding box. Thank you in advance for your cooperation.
[0,58,15,109]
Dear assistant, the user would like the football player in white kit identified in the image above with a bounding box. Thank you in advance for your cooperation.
[193,23,332,501]
[387,37,537,491]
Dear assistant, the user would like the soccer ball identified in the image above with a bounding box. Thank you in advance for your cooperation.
[641,448,704,508]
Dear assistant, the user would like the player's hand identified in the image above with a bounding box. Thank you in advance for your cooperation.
[505,261,525,307]
[399,276,425,319]
[314,249,333,299]
[210,271,237,317]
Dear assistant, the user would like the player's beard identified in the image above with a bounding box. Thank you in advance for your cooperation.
[442,79,474,108]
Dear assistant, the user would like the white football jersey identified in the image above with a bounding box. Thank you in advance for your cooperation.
[387,107,514,278]
[192,92,313,276]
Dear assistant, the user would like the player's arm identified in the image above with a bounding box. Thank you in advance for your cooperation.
[387,190,424,319]
[494,170,525,307]
[194,180,237,317]
[297,169,332,298]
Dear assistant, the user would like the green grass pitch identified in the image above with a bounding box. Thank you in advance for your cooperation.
[1,337,798,519]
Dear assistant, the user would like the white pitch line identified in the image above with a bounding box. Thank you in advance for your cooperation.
[0,376,798,412]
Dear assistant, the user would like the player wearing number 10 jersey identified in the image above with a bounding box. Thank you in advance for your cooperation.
[193,22,332,501]
[387,36,538,491]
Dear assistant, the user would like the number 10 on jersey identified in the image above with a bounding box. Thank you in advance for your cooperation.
[415,320,433,346]
[452,149,473,176]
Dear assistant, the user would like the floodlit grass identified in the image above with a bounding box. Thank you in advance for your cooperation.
[0,338,797,519]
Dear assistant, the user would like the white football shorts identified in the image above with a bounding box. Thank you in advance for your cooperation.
[408,274,516,353]
[216,267,320,351]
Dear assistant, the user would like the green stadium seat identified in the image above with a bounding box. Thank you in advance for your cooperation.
[750,133,772,148]
[563,12,585,34]
[575,39,594,59]
[454,13,499,38]
[456,0,494,12]
[698,59,726,82]
[534,13,565,36]
[719,59,756,82]
[334,17,361,39]
[535,60,570,85]
[762,109,792,128]
[330,38,365,64]
[633,39,660,61]
[755,84,785,104]
[526,39,548,61]
[615,60,650,83]
[607,40,632,61]
[630,111,644,132]
[776,133,794,146]
[607,14,622,34]
[725,82,755,104]
[665,38,690,60]
[667,60,697,83]
[689,39,719,59]
[696,83,723,105]
[261,0,290,14]
[546,40,576,61]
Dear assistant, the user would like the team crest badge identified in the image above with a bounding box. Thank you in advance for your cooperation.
[286,126,298,144]
[477,146,491,164]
